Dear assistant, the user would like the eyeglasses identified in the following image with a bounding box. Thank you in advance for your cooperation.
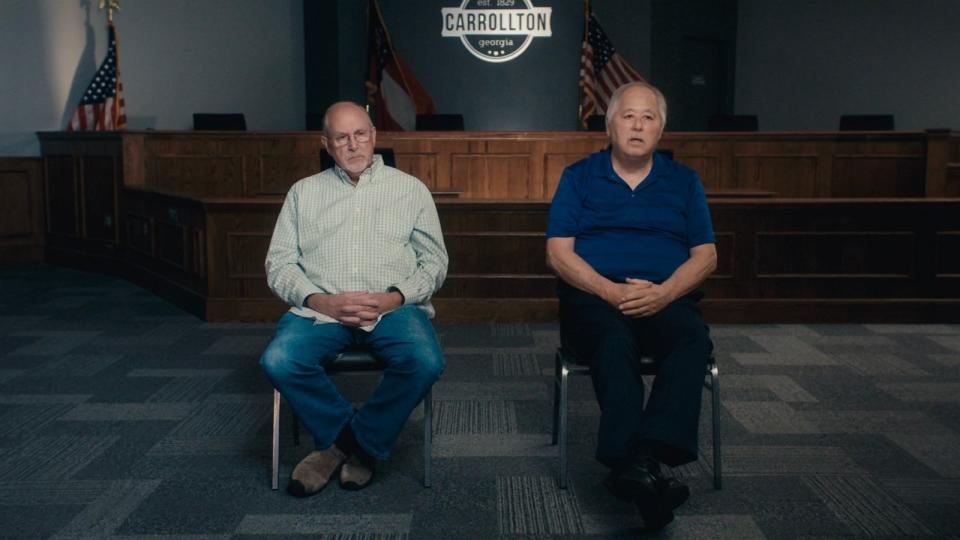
[330,129,372,148]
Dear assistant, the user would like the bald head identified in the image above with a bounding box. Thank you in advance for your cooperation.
[320,101,377,181]
[322,102,373,135]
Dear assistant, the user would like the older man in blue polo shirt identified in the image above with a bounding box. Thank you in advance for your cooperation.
[546,82,717,531]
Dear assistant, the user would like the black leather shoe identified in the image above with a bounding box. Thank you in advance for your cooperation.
[658,476,690,510]
[604,460,689,509]
[604,456,674,531]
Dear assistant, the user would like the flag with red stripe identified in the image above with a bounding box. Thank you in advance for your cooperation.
[579,12,645,129]
[68,22,127,131]
[365,0,436,131]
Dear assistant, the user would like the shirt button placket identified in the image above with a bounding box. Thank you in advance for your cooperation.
[352,187,360,277]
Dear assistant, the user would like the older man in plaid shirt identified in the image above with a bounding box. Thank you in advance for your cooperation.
[260,102,448,497]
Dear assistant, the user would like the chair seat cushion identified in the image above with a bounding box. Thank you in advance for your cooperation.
[329,348,384,372]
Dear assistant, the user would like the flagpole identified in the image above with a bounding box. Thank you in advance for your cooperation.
[578,0,590,129]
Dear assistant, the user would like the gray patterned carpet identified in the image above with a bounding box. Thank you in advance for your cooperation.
[1,264,959,539]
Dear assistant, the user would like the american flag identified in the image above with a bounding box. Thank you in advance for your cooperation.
[68,22,127,131]
[579,12,645,128]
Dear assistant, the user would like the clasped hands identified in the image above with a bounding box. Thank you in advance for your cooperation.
[305,291,403,327]
[604,278,675,318]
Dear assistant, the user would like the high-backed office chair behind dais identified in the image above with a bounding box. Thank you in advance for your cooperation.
[708,114,758,132]
[271,347,433,490]
[839,114,895,131]
[415,114,465,131]
[551,348,721,490]
[192,113,247,131]
[320,147,396,171]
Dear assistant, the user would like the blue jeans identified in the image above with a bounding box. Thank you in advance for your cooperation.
[260,306,444,460]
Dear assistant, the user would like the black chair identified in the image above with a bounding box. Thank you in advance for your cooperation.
[271,348,433,489]
[320,147,396,170]
[839,114,895,131]
[305,113,324,131]
[708,114,758,132]
[192,113,247,131]
[415,114,465,131]
[585,114,606,132]
[552,348,721,490]
[656,149,674,161]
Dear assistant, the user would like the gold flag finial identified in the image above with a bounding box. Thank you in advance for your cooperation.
[99,0,121,22]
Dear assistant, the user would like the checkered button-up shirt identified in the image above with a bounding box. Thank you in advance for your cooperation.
[265,155,448,328]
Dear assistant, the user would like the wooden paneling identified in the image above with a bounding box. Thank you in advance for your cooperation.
[0,158,44,263]
[225,232,271,278]
[394,154,438,190]
[39,130,943,202]
[544,153,592,198]
[155,221,187,269]
[42,190,960,323]
[445,233,547,275]
[126,214,151,255]
[44,154,78,237]
[735,155,819,197]
[831,156,926,197]
[205,204,281,302]
[34,130,960,323]
[946,164,960,196]
[674,155,722,189]
[935,232,960,277]
[121,188,208,304]
[713,232,735,279]
[257,155,320,196]
[924,129,960,196]
[450,154,532,199]
[255,137,325,196]
[80,156,118,243]
[756,232,915,277]
[151,156,244,196]
[712,199,960,304]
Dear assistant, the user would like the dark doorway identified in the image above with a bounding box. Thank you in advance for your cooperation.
[673,36,724,131]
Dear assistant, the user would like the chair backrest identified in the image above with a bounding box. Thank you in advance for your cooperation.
[708,114,758,132]
[585,114,606,132]
[305,112,324,131]
[656,148,674,161]
[839,114,895,131]
[193,113,247,131]
[415,114,465,131]
[320,147,396,170]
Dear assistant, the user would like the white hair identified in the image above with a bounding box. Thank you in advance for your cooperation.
[605,82,668,127]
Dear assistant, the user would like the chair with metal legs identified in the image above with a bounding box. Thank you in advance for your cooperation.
[551,349,721,490]
[270,348,433,490]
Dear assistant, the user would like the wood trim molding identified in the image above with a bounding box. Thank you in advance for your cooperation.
[0,157,44,263]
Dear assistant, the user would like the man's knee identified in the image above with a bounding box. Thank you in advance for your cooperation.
[260,340,295,382]
[417,346,445,383]
[379,306,445,381]
[658,303,711,350]
[586,325,641,366]
[398,340,445,384]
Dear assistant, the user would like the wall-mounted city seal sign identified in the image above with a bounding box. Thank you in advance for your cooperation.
[441,0,552,63]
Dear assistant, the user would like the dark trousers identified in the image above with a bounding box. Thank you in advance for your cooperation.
[558,282,712,468]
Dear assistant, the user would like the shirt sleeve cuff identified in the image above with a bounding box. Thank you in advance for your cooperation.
[388,285,408,305]
[296,286,324,309]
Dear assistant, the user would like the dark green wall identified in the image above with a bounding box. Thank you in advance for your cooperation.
[304,0,733,131]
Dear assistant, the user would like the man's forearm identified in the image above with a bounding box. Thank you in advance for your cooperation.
[660,247,717,301]
[547,240,616,302]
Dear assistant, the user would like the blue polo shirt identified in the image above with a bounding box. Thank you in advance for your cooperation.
[546,149,714,284]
